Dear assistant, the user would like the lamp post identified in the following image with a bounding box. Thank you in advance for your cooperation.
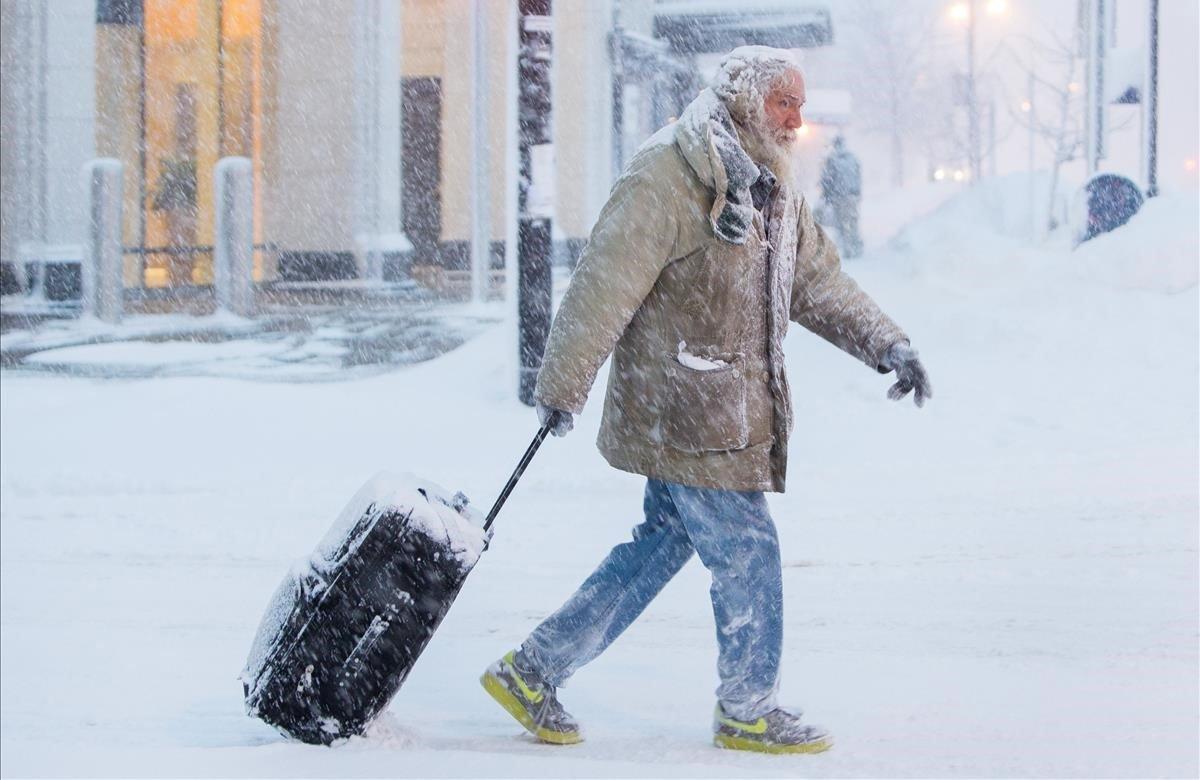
[1024,76,1036,241]
[1143,0,1159,197]
[1084,0,1108,175]
[950,0,1008,181]
[469,0,492,303]
[965,0,981,181]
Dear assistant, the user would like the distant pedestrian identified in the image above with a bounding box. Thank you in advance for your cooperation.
[819,135,863,258]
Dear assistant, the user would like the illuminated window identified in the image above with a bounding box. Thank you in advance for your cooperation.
[139,0,263,288]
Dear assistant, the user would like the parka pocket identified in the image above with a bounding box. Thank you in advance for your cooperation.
[661,353,749,453]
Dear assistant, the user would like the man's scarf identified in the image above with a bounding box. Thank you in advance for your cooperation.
[676,89,777,245]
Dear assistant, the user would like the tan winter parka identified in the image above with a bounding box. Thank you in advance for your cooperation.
[534,91,907,492]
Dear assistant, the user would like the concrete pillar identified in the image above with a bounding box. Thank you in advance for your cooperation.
[351,0,404,283]
[83,158,124,323]
[95,4,144,286]
[213,157,256,317]
[469,0,492,303]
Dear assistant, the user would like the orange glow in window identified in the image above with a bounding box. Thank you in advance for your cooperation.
[144,0,199,41]
[222,0,262,38]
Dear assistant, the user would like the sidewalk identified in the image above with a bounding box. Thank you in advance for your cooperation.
[0,300,505,382]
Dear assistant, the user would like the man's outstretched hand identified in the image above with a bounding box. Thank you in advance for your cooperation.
[536,402,575,436]
[881,342,932,408]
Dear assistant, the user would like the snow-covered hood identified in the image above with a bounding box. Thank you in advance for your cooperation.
[673,88,766,245]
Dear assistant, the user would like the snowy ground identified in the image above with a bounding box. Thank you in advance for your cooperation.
[1,304,501,382]
[2,184,1197,778]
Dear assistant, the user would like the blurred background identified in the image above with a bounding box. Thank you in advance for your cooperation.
[0,0,1195,317]
[1,5,1197,775]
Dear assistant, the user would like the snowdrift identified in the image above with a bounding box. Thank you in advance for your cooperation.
[883,173,1198,294]
[1070,191,1200,293]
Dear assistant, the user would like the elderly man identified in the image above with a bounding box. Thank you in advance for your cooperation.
[481,46,931,754]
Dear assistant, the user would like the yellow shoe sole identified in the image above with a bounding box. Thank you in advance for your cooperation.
[480,672,583,745]
[714,732,833,754]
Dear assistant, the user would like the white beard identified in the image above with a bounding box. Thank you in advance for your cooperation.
[735,117,800,183]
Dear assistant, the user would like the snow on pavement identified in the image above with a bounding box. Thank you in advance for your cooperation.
[1,188,1196,778]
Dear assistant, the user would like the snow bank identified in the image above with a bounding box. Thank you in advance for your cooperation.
[889,173,1056,249]
[880,174,1051,289]
[1069,190,1200,293]
[883,173,1198,294]
[1,171,1196,776]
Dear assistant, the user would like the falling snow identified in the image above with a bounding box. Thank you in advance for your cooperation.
[1,0,1197,777]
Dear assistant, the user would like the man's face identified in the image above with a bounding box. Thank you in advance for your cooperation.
[762,69,806,147]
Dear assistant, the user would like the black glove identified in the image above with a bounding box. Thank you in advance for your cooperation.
[536,402,574,437]
[881,342,932,408]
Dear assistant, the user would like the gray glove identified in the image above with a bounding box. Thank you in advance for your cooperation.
[536,402,574,437]
[881,342,932,408]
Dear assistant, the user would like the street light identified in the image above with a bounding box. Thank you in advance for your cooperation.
[947,0,1011,182]
[948,0,982,181]
[949,0,1006,23]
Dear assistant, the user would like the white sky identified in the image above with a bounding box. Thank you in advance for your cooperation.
[804,0,1199,193]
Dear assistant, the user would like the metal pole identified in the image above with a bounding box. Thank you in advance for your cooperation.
[216,0,225,156]
[1086,0,1106,174]
[138,5,147,282]
[1095,0,1106,165]
[367,0,383,282]
[502,0,521,352]
[483,418,555,532]
[987,98,996,177]
[516,0,553,406]
[1144,0,1159,197]
[966,0,981,181]
[386,0,404,271]
[610,25,624,181]
[470,0,492,302]
[36,0,48,245]
[1028,69,1037,242]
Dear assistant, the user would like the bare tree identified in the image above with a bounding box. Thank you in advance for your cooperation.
[1006,23,1142,234]
[838,0,956,188]
[1004,28,1087,231]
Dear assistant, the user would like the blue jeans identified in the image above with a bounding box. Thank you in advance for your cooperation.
[519,478,783,720]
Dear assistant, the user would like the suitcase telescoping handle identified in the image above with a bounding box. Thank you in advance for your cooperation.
[482,412,561,532]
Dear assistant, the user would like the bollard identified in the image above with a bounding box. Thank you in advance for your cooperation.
[82,158,124,323]
[214,156,256,317]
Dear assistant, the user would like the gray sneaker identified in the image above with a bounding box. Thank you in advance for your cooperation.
[713,704,832,754]
[481,651,582,744]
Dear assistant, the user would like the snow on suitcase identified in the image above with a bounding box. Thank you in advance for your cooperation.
[240,472,489,744]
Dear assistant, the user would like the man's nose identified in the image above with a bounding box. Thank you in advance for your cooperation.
[788,111,804,130]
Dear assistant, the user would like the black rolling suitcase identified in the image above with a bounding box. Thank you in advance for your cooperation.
[240,422,553,744]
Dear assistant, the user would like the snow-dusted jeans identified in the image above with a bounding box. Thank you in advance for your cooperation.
[520,478,783,721]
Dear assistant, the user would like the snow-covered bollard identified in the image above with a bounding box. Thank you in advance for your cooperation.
[213,156,256,317]
[82,158,124,323]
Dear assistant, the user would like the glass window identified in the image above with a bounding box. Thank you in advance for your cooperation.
[140,0,262,289]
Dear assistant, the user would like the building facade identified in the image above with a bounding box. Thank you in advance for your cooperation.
[0,0,838,306]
